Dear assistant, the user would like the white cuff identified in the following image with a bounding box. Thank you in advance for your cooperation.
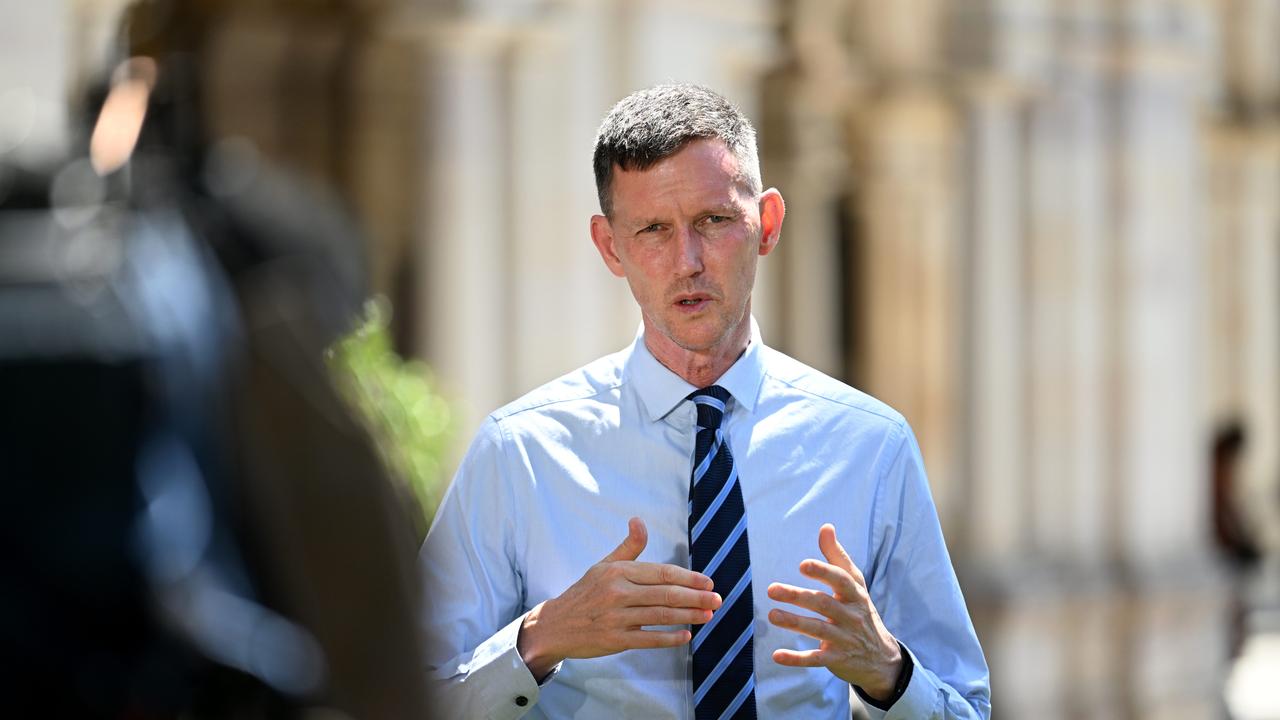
[457,614,558,720]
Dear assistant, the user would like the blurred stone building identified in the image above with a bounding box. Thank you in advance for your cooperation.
[9,0,1279,718]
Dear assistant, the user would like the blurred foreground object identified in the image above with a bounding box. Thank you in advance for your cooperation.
[0,27,426,720]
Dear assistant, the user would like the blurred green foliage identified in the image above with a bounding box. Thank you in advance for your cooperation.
[328,298,452,538]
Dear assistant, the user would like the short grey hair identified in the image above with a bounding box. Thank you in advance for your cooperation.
[592,84,762,217]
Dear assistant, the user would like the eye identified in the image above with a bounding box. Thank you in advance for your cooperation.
[698,214,735,233]
[638,223,663,234]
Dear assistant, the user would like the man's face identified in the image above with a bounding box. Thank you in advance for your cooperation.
[590,138,783,360]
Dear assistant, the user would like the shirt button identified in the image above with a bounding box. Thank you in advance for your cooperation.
[515,695,529,707]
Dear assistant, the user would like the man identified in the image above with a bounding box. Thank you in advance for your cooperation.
[421,84,990,719]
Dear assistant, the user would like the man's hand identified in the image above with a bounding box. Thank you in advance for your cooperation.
[766,523,904,702]
[518,517,722,680]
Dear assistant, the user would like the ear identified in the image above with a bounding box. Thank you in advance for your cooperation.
[590,214,627,278]
[757,188,785,257]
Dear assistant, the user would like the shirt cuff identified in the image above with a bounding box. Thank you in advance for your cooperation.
[857,643,939,720]
[463,614,561,719]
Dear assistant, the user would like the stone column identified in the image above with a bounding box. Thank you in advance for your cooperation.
[1030,8,1122,716]
[403,17,515,438]
[961,75,1028,571]
[759,0,860,377]
[854,91,961,523]
[1107,4,1228,717]
[950,3,1097,715]
[1110,11,1206,572]
[850,0,963,527]
[958,73,1075,720]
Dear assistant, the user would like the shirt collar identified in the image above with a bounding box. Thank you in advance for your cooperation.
[623,316,766,423]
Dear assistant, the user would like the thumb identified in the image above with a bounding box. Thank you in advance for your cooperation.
[602,516,647,562]
[818,523,863,584]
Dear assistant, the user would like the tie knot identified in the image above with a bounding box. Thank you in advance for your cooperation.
[689,385,731,430]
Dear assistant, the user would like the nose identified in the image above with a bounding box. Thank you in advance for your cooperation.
[674,224,704,277]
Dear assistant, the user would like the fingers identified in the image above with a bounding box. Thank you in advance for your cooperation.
[767,607,846,644]
[616,605,715,627]
[817,523,865,586]
[766,582,850,623]
[798,558,863,601]
[631,583,722,610]
[621,628,692,649]
[624,562,714,591]
[602,516,648,562]
[771,647,832,667]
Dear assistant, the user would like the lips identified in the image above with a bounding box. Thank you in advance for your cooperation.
[673,293,713,312]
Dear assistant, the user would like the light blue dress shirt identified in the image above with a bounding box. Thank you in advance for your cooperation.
[420,321,991,719]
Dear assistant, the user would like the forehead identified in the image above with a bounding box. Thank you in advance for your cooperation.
[610,138,749,219]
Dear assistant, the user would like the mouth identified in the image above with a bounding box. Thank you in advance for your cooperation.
[673,294,713,312]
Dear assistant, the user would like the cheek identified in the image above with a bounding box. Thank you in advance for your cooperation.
[620,262,666,303]
[727,246,759,288]
[622,249,670,284]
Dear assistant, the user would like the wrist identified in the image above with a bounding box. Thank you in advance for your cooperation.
[854,640,913,710]
[860,657,902,702]
[517,601,561,681]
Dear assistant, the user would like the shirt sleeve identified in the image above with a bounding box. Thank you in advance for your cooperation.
[862,422,992,720]
[419,417,560,719]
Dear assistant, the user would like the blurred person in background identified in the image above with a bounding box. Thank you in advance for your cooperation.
[0,0,427,716]
[419,84,990,719]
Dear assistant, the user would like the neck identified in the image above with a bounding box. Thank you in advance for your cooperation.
[642,313,752,389]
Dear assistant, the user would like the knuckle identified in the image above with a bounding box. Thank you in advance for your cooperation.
[605,632,625,651]
[603,583,624,605]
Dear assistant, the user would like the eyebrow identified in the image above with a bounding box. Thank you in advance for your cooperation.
[630,204,740,228]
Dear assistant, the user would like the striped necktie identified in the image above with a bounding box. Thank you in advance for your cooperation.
[688,386,757,719]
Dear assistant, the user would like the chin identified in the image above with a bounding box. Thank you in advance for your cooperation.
[666,324,730,353]
[647,307,742,354]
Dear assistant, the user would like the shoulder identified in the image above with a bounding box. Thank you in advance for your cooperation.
[488,346,628,426]
[759,345,907,436]
[452,349,628,480]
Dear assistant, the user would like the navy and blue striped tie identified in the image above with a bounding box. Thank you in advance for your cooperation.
[688,386,757,720]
